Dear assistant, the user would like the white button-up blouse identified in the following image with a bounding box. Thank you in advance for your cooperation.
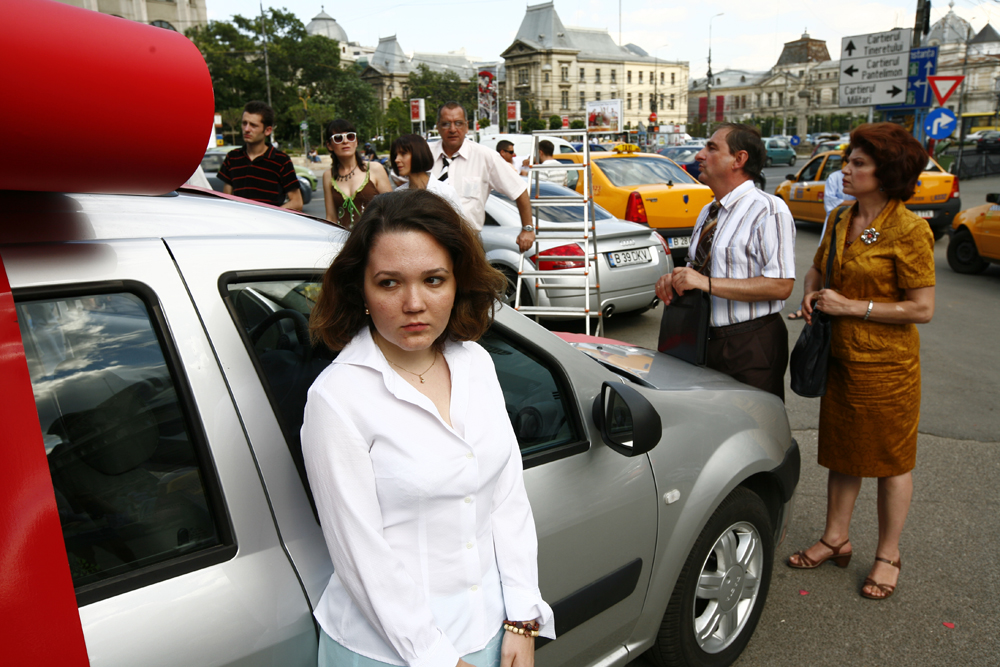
[301,327,555,667]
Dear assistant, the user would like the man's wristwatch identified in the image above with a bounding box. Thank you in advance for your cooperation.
[521,225,535,232]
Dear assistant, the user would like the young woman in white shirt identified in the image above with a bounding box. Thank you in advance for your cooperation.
[303,188,554,667]
[390,134,468,223]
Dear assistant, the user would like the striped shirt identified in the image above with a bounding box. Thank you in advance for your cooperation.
[218,145,300,207]
[687,180,796,327]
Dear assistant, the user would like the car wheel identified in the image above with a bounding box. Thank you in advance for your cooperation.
[649,487,773,667]
[947,229,990,274]
[764,157,772,168]
[788,155,796,166]
[497,267,532,308]
[297,176,313,205]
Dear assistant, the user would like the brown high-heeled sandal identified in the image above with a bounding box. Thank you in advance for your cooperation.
[861,556,901,600]
[786,537,852,569]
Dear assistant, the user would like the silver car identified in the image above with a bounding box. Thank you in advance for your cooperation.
[483,182,673,318]
[1,188,798,667]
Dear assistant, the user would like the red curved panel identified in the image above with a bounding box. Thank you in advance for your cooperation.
[3,0,214,195]
[0,257,89,665]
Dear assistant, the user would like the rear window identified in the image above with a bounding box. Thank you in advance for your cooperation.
[596,157,697,187]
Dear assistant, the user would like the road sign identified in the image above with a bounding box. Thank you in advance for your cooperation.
[928,76,964,106]
[790,135,801,146]
[299,120,308,131]
[875,46,939,111]
[925,108,957,139]
[839,29,912,107]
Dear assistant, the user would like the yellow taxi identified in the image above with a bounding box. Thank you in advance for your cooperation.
[947,194,1000,273]
[774,150,960,239]
[558,145,713,262]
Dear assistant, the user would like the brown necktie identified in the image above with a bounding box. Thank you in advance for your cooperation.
[690,201,720,274]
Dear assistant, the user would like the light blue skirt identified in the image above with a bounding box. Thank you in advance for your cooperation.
[319,627,503,667]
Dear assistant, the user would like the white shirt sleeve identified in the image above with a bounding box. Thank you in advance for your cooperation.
[302,385,462,667]
[486,149,528,200]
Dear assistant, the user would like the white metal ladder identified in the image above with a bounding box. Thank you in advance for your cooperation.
[514,130,603,336]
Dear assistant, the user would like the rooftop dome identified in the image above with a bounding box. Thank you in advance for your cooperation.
[924,1,972,46]
[306,8,348,43]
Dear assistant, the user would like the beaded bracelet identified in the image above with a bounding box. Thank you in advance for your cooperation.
[503,620,540,637]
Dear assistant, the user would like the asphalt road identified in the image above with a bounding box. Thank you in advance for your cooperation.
[303,170,1000,666]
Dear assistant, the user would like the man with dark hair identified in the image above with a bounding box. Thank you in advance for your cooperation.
[654,122,796,399]
[496,140,518,171]
[430,103,535,251]
[219,100,302,211]
[533,139,567,187]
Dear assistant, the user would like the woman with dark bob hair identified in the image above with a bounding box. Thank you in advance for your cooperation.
[302,188,554,667]
[390,134,466,222]
[788,123,935,601]
[322,118,393,228]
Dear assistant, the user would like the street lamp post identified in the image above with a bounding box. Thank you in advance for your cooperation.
[706,13,724,134]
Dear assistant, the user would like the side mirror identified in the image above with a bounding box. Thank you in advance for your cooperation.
[591,382,662,457]
[785,174,797,181]
[987,193,1000,204]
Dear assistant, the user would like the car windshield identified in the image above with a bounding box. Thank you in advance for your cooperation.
[596,157,696,187]
[493,182,615,222]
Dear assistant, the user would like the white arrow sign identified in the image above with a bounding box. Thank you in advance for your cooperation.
[931,114,955,135]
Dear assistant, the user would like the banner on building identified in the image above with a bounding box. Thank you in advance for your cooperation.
[507,101,521,122]
[477,68,498,128]
[587,99,622,133]
[410,99,425,123]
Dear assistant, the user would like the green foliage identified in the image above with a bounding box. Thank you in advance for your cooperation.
[570,119,586,129]
[407,64,477,123]
[548,115,562,130]
[186,9,379,148]
[522,117,546,133]
[384,97,414,146]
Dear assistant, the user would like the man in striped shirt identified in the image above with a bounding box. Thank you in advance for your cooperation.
[655,123,796,400]
[219,101,303,211]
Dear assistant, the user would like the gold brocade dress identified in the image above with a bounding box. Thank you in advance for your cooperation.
[813,200,936,477]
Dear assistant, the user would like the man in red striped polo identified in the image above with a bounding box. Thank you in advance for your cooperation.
[220,101,303,211]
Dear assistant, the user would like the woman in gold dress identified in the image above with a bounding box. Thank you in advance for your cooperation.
[787,123,936,600]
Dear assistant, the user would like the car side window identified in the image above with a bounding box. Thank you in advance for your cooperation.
[819,156,842,181]
[798,157,823,182]
[556,158,579,189]
[16,292,228,596]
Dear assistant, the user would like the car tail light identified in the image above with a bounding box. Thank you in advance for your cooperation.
[530,243,585,270]
[625,191,648,224]
[655,232,672,257]
[950,175,960,199]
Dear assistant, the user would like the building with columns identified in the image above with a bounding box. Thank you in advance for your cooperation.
[54,0,207,32]
[500,1,688,129]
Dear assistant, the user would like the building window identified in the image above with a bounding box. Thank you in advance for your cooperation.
[767,92,773,106]
[660,72,664,85]
[544,99,550,110]
[669,93,674,110]
[649,71,653,84]
[671,72,675,85]
[638,93,643,110]
[627,93,632,110]
[778,92,783,106]
[596,91,601,101]
[561,90,569,109]
[518,68,528,85]
[151,20,177,31]
[544,71,550,83]
[611,70,616,83]
[561,66,569,82]
[741,95,747,108]
[580,91,586,109]
[627,70,632,83]
[638,71,643,84]
[595,69,601,83]
[580,67,585,82]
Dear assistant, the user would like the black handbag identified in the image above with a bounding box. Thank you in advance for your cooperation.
[789,207,844,398]
[657,287,710,366]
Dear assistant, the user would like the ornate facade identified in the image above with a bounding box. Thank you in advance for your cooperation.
[54,0,207,32]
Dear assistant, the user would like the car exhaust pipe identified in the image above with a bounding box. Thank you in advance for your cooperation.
[650,297,660,309]
[602,304,615,318]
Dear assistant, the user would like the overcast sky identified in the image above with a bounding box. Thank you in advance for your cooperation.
[205,0,999,76]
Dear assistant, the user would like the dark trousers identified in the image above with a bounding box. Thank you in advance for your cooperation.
[707,313,788,401]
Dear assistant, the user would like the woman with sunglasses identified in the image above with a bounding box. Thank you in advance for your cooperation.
[323,119,393,229]
[390,134,467,223]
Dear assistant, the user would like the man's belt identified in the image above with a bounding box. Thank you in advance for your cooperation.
[709,312,780,340]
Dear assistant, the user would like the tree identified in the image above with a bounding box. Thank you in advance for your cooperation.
[548,115,562,130]
[407,64,477,123]
[523,117,546,133]
[186,9,380,150]
[570,119,586,129]
[383,97,413,147]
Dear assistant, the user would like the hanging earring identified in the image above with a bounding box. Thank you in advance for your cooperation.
[365,307,370,315]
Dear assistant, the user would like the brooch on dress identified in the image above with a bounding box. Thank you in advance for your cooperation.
[860,228,880,245]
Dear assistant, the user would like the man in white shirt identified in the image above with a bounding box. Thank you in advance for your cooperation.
[532,139,568,187]
[430,103,535,251]
[654,123,796,400]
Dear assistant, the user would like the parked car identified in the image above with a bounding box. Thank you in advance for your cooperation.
[974,130,1000,153]
[810,139,846,157]
[478,133,577,172]
[657,145,702,179]
[763,137,796,167]
[774,151,960,239]
[201,147,316,205]
[947,193,1000,273]
[483,181,672,316]
[569,142,610,152]
[559,147,715,263]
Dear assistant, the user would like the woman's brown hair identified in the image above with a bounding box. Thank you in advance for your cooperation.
[325,118,367,173]
[846,123,928,201]
[310,188,506,351]
[389,134,435,175]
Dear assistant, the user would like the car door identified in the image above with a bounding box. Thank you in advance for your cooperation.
[787,156,826,222]
[2,239,316,667]
[168,236,659,667]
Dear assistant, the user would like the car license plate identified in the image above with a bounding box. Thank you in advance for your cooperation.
[914,210,935,218]
[608,248,652,267]
[668,236,691,248]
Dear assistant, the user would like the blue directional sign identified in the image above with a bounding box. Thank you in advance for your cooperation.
[925,107,957,140]
[876,46,938,111]
[790,135,801,146]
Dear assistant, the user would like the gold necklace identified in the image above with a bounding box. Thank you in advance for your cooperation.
[386,352,438,383]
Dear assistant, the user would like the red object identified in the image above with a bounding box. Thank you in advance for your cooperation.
[654,231,671,258]
[949,175,960,199]
[4,0,213,195]
[530,243,585,270]
[927,76,964,106]
[698,97,708,123]
[507,101,520,122]
[562,116,569,128]
[624,191,649,224]
[943,622,955,629]
[715,96,725,122]
[648,113,657,123]
[0,257,90,666]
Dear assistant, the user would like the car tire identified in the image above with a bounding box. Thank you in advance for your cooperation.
[297,176,313,205]
[947,229,990,274]
[788,155,796,166]
[764,157,773,168]
[648,487,773,667]
[497,266,533,308]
